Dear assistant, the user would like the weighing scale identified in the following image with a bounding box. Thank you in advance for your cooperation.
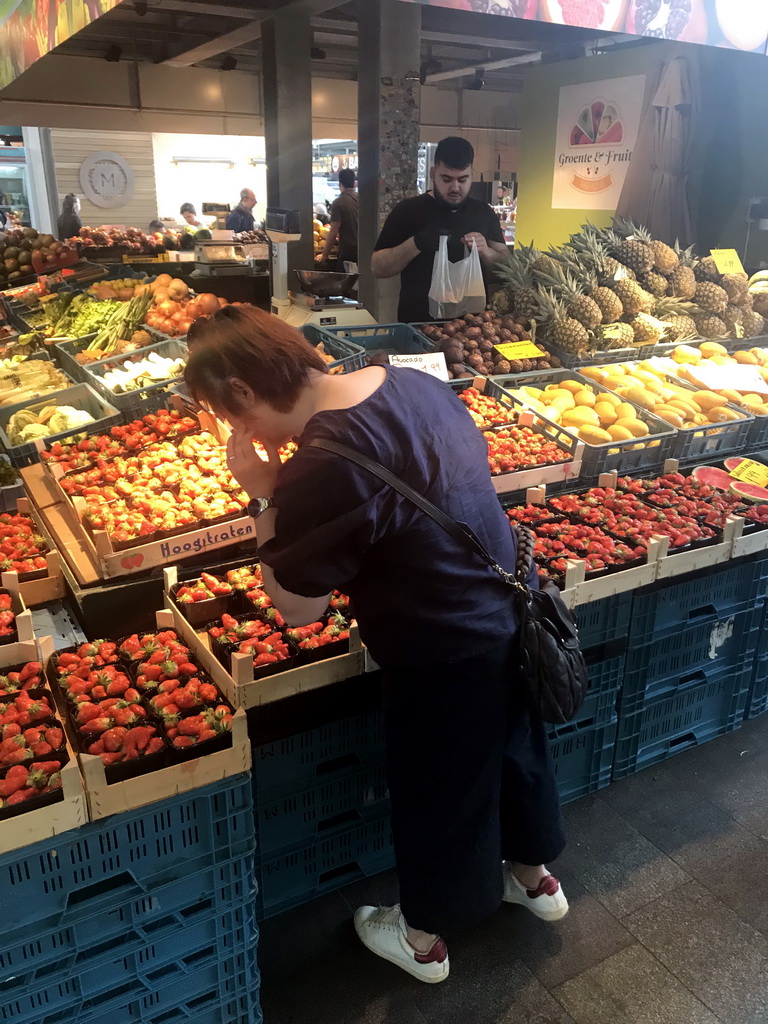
[266,207,376,329]
[193,240,251,277]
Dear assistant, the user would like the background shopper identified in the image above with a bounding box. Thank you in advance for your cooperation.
[57,192,82,241]
[316,167,358,270]
[226,188,257,233]
[179,202,203,228]
[372,136,508,323]
[184,304,568,985]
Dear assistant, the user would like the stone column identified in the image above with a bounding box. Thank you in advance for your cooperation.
[262,13,314,276]
[358,0,422,322]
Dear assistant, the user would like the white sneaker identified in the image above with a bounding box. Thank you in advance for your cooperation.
[502,864,569,921]
[353,904,450,984]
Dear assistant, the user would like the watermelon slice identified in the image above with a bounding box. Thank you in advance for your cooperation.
[730,481,768,503]
[691,466,733,490]
[724,457,747,473]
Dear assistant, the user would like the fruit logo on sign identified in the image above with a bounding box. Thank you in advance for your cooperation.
[568,100,625,195]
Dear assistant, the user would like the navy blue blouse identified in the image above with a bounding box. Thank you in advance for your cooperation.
[259,366,523,668]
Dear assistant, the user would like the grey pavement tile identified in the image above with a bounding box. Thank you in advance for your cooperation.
[492,866,637,991]
[625,879,768,1024]
[557,796,692,918]
[553,944,721,1024]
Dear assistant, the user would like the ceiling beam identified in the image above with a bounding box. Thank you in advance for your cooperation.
[158,1,263,17]
[426,51,543,83]
[163,0,345,65]
[421,30,538,51]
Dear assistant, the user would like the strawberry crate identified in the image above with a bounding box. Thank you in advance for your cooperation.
[254,757,389,856]
[619,605,762,715]
[548,714,617,804]
[82,337,188,418]
[255,804,394,920]
[297,325,366,373]
[493,368,677,481]
[0,886,260,1024]
[0,383,122,467]
[612,661,751,779]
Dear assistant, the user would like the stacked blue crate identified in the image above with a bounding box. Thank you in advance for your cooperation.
[0,774,261,1024]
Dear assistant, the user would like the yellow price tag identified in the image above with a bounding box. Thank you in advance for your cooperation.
[729,458,768,488]
[494,340,545,361]
[710,249,746,276]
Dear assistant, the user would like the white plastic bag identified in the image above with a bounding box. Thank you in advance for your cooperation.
[428,235,486,319]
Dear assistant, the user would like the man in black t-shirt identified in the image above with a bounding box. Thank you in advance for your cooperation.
[372,137,508,323]
[317,168,358,270]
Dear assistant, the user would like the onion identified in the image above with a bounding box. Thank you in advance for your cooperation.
[177,318,193,336]
[196,293,220,316]
[157,318,178,336]
[184,299,200,320]
[157,299,181,318]
[171,309,188,324]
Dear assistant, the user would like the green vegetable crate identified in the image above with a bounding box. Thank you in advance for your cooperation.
[0,382,122,467]
[84,337,189,418]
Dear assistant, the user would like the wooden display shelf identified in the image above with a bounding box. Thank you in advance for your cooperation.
[39,631,251,821]
[159,585,366,711]
[0,634,89,855]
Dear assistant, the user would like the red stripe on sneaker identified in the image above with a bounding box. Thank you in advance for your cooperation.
[527,875,560,899]
[414,938,448,964]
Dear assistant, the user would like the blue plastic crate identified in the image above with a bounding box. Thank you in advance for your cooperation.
[0,774,254,953]
[83,337,188,418]
[612,662,750,779]
[297,325,366,373]
[628,558,768,647]
[325,322,435,362]
[255,806,394,920]
[746,657,768,719]
[255,759,390,856]
[576,592,633,648]
[579,645,625,727]
[619,606,762,715]
[252,710,385,796]
[548,716,617,804]
[0,893,258,1024]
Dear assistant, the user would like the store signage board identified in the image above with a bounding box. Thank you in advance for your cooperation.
[80,152,135,210]
[388,352,449,381]
[710,249,747,276]
[552,77,645,211]
[729,458,768,489]
[494,340,544,361]
[397,1,768,54]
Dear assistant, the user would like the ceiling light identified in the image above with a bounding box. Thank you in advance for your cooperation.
[466,68,485,91]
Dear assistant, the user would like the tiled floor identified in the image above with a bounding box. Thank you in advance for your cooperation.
[258,715,768,1024]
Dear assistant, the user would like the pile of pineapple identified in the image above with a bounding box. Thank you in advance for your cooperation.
[494,220,765,357]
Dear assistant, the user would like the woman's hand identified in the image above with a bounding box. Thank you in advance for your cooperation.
[226,427,280,499]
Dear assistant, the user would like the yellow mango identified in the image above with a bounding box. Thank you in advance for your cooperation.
[522,386,543,398]
[574,389,597,408]
[552,379,585,395]
[653,407,685,429]
[580,366,609,383]
[597,391,622,408]
[616,418,649,438]
[615,402,638,420]
[624,387,658,411]
[734,350,759,365]
[577,425,613,445]
[741,393,764,405]
[709,406,743,422]
[699,341,728,358]
[711,355,737,365]
[673,345,702,364]
[561,406,600,428]
[743,403,768,417]
[606,423,634,441]
[719,389,744,404]
[692,390,727,411]
[549,394,576,412]
[594,401,618,426]
[693,413,709,425]
[667,398,700,418]
[602,376,626,391]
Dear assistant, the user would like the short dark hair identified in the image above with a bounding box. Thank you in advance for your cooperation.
[62,193,78,215]
[180,202,196,216]
[148,219,165,233]
[338,168,356,189]
[185,304,327,415]
[434,137,474,171]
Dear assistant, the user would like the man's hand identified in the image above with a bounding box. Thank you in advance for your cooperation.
[226,427,280,500]
[461,232,491,258]
[414,225,444,254]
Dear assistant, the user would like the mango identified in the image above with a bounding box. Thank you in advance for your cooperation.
[606,423,634,441]
[699,341,728,358]
[616,418,649,438]
[719,389,744,404]
[734,350,759,365]
[692,390,727,411]
[709,406,743,422]
[615,402,638,420]
[673,345,702,364]
[711,355,737,365]
[580,366,609,383]
[577,425,613,445]
[653,407,685,429]
[573,389,597,408]
[594,401,618,426]
[562,406,600,428]
[597,391,622,408]
[624,387,658,411]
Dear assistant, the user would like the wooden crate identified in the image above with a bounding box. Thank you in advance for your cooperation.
[0,634,89,855]
[160,583,366,711]
[0,497,66,605]
[39,631,251,821]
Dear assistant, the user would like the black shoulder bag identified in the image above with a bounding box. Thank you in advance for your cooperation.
[306,437,588,725]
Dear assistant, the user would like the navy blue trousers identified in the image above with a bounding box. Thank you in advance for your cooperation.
[382,637,566,935]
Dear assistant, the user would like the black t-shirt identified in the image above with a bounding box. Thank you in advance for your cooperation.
[330,190,358,262]
[374,193,506,323]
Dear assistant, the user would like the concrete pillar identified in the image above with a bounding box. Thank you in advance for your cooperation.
[358,0,422,322]
[262,14,314,276]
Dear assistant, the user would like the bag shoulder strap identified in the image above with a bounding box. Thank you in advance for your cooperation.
[305,436,519,585]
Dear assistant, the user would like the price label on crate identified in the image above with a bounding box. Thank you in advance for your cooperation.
[388,352,449,381]
[710,249,746,276]
[683,363,768,396]
[494,340,544,361]
[729,458,768,488]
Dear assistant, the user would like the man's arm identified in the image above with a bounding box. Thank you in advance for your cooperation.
[371,236,420,279]
[461,232,510,268]
[317,220,340,264]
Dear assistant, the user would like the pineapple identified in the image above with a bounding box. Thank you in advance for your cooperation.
[494,254,539,321]
[536,263,603,330]
[605,226,655,274]
[615,219,679,273]
[694,281,728,313]
[639,271,669,298]
[610,278,653,316]
[668,244,697,299]
[536,288,590,354]
[591,322,636,350]
[722,304,745,337]
[489,289,511,315]
[742,309,766,339]
[721,273,749,304]
[565,230,636,283]
[627,313,666,346]
[652,297,700,343]
[696,314,728,339]
[694,256,721,282]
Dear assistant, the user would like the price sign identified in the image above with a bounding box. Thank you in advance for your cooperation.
[683,363,768,397]
[494,340,545,361]
[710,249,746,276]
[388,352,449,381]
[729,458,768,488]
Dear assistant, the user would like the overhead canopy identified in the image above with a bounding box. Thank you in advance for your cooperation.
[400,0,768,56]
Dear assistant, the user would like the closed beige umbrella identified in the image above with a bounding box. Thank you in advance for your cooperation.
[616,55,698,246]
